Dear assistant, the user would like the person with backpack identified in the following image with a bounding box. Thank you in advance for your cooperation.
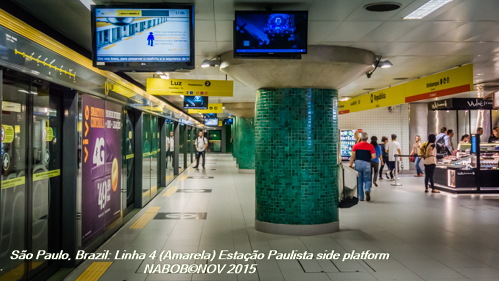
[193,131,208,169]
[435,127,453,157]
[379,136,389,180]
[421,134,440,193]
[370,136,383,187]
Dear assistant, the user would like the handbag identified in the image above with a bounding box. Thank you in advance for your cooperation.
[410,153,415,162]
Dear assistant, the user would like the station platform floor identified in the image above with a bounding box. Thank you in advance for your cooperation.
[65,154,499,281]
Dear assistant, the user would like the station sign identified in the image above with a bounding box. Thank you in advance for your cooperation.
[187,103,223,114]
[146,78,233,97]
[339,64,473,114]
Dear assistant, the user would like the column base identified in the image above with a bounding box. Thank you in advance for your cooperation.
[233,158,236,161]
[255,220,339,236]
[238,169,255,174]
[236,164,239,168]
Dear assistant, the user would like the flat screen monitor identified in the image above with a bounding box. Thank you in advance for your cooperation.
[91,4,194,71]
[203,113,217,119]
[471,135,477,154]
[224,118,233,125]
[234,11,308,58]
[204,118,219,126]
[184,96,208,109]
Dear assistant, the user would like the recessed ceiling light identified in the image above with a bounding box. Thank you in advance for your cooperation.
[363,88,375,91]
[364,2,402,12]
[339,97,351,101]
[393,77,409,80]
[404,0,452,19]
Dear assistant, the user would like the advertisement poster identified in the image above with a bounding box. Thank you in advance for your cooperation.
[81,95,122,246]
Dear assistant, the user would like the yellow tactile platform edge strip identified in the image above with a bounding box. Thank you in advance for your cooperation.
[130,206,161,229]
[163,186,179,197]
[178,174,189,181]
[75,262,113,281]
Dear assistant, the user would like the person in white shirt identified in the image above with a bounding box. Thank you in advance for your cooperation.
[166,131,174,169]
[385,134,402,180]
[193,131,208,169]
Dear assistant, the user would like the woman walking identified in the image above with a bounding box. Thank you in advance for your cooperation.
[412,135,423,177]
[370,136,383,187]
[423,134,440,193]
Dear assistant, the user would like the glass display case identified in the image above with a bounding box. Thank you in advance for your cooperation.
[340,129,356,161]
[434,139,499,193]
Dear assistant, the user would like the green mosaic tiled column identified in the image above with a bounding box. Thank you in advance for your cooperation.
[255,88,339,235]
[235,117,255,172]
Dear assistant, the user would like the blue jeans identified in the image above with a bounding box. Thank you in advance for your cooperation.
[355,160,371,200]
[414,156,423,175]
[195,151,205,167]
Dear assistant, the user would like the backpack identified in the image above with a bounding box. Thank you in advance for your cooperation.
[435,137,449,155]
[420,142,428,159]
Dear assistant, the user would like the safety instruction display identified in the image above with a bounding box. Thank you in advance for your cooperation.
[146,78,233,97]
[81,95,122,247]
[339,64,473,114]
[1,125,15,143]
[187,103,223,114]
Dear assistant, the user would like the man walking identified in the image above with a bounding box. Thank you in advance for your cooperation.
[349,132,376,201]
[385,134,402,180]
[166,131,174,169]
[194,131,208,169]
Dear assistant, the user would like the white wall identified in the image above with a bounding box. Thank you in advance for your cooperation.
[339,104,411,169]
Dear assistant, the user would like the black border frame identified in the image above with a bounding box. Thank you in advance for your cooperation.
[233,10,308,58]
[91,4,195,72]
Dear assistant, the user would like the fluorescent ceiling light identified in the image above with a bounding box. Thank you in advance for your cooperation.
[156,71,163,74]
[222,106,225,109]
[159,75,168,79]
[78,0,95,11]
[339,97,351,101]
[404,0,452,19]
[180,95,184,98]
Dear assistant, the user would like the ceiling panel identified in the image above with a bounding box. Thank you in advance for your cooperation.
[324,21,383,42]
[359,21,425,42]
[308,21,342,43]
[434,22,499,42]
[397,21,467,42]
[435,0,499,21]
[308,0,363,21]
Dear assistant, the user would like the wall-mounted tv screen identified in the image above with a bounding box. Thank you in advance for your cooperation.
[184,96,208,109]
[224,118,233,125]
[234,11,308,58]
[203,113,217,119]
[204,118,219,126]
[91,4,194,71]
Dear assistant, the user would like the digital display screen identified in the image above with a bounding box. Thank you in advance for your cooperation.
[184,96,208,109]
[224,118,233,125]
[91,5,194,71]
[234,11,308,55]
[203,113,217,119]
[204,118,219,126]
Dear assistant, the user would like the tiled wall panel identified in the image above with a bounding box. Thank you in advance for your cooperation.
[255,88,339,225]
[339,104,410,168]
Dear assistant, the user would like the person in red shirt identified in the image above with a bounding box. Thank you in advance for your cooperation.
[349,132,376,201]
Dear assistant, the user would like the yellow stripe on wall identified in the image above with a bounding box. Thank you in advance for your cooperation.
[75,262,113,281]
[130,206,161,229]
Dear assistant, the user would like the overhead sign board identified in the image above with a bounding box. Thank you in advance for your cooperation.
[428,98,492,111]
[146,78,233,97]
[339,64,473,114]
[187,103,223,114]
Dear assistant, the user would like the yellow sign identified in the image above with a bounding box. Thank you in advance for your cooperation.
[2,125,15,143]
[33,169,60,182]
[339,64,473,114]
[106,80,136,98]
[14,125,21,133]
[2,101,21,113]
[218,121,222,126]
[146,78,233,97]
[1,176,25,189]
[129,131,132,139]
[187,103,223,114]
[117,10,141,16]
[126,154,134,159]
[45,127,54,141]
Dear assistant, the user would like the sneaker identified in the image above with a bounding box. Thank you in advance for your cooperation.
[193,166,198,168]
[202,166,205,169]
[360,199,364,201]
[365,191,371,202]
[373,181,378,187]
[379,177,383,180]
